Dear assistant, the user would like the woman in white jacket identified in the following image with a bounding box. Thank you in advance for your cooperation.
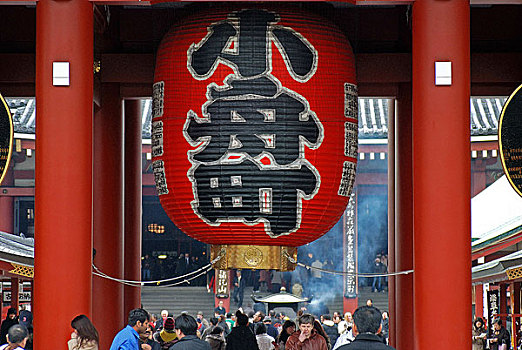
[255,323,275,350]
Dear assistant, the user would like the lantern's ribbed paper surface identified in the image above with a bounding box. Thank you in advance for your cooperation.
[153,6,357,247]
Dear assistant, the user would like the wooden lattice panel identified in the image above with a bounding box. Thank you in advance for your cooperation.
[9,263,34,278]
[506,267,522,280]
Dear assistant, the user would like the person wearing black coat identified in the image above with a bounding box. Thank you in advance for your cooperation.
[0,308,18,345]
[206,326,226,350]
[169,314,210,350]
[231,270,246,308]
[321,315,340,346]
[489,319,510,350]
[337,306,395,350]
[262,317,278,339]
[225,312,259,350]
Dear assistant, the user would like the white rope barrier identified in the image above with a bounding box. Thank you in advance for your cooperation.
[93,249,413,287]
[91,249,225,287]
[285,252,414,277]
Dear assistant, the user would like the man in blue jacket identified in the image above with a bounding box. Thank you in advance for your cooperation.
[110,308,151,350]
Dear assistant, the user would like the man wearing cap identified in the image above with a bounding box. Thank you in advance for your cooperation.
[153,317,178,350]
[169,314,210,350]
[197,312,210,329]
[336,306,395,350]
[263,316,278,339]
[0,308,18,345]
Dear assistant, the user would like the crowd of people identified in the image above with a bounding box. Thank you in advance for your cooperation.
[472,317,512,350]
[0,306,33,350]
[102,302,394,350]
[1,302,518,350]
[141,250,388,301]
[141,253,208,284]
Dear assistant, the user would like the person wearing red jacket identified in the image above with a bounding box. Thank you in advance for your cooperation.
[285,314,327,350]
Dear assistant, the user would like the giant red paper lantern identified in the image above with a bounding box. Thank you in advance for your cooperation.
[152,6,357,270]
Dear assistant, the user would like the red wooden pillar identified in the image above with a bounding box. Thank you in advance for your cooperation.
[0,165,14,233]
[93,83,124,349]
[412,1,471,349]
[343,298,358,315]
[10,277,19,312]
[34,1,93,349]
[395,83,413,350]
[475,284,484,319]
[387,98,396,347]
[124,99,142,316]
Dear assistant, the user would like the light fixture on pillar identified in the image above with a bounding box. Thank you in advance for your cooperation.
[52,62,70,86]
[435,61,452,86]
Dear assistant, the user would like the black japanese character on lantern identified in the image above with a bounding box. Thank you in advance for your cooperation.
[191,158,318,236]
[185,9,323,237]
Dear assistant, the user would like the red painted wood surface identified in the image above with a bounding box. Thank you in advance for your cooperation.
[34,1,94,350]
[395,84,413,350]
[124,99,143,316]
[93,83,124,349]
[412,1,471,349]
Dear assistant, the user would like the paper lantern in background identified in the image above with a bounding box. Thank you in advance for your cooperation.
[152,6,357,270]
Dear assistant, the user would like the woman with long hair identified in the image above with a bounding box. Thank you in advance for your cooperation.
[275,320,295,350]
[68,315,99,350]
[313,320,331,350]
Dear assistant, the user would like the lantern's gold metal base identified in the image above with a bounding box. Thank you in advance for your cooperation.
[210,245,297,271]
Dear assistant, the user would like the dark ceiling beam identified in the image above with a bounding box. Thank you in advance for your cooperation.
[472,53,522,83]
[100,53,154,84]
[0,52,522,97]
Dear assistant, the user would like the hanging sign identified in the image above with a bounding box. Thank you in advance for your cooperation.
[0,94,12,186]
[499,84,522,196]
[344,193,357,298]
[3,291,31,303]
[487,289,500,337]
[215,269,229,299]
